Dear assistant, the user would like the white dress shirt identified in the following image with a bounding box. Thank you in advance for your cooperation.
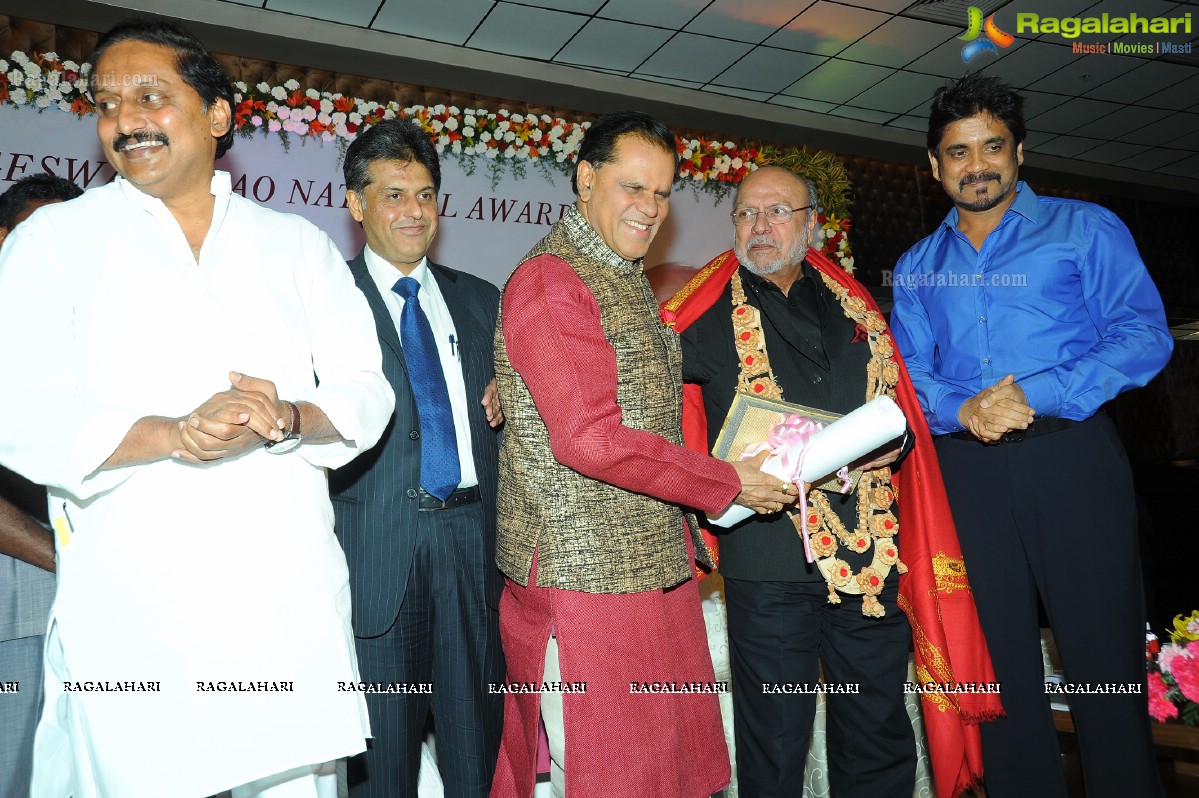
[363,247,479,489]
[0,172,395,798]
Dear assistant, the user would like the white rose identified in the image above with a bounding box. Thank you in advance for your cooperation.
[12,91,27,105]
[320,99,333,114]
[503,130,516,143]
[9,69,24,83]
[349,112,362,124]
[332,111,346,125]
[0,60,8,73]
[257,82,271,93]
[317,112,331,125]
[284,78,299,90]
[462,126,475,137]
[43,51,58,62]
[479,131,492,143]
[63,60,79,71]
[302,105,317,121]
[271,86,287,100]
[464,114,476,127]
[445,117,458,131]
[305,88,319,100]
[234,81,247,92]
[35,95,51,108]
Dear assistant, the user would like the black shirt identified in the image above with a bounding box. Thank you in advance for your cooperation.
[681,261,883,582]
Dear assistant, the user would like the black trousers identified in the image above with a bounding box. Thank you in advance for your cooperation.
[347,502,504,798]
[935,414,1162,798]
[724,576,915,798]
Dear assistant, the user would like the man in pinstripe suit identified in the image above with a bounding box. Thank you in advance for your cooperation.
[332,119,505,798]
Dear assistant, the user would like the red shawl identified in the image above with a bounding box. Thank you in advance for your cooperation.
[662,248,1003,798]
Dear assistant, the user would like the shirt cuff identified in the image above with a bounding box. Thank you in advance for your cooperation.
[1018,372,1061,419]
[933,391,974,435]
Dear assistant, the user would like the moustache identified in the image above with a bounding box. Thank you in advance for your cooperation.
[960,172,1001,190]
[745,235,778,249]
[113,131,169,152]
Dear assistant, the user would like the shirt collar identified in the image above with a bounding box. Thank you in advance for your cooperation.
[561,203,641,273]
[115,170,231,207]
[739,257,822,299]
[364,245,430,298]
[942,180,1038,231]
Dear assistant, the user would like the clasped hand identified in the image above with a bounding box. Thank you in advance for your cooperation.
[958,373,1035,443]
[174,371,288,462]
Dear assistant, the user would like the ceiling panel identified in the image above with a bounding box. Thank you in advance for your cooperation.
[849,70,947,114]
[1116,111,1199,146]
[554,19,673,72]
[1029,135,1105,159]
[634,33,754,83]
[1017,90,1068,121]
[780,59,892,103]
[1024,51,1141,97]
[635,74,707,91]
[266,0,379,26]
[889,114,928,132]
[837,17,956,68]
[1117,147,1195,172]
[1139,74,1199,111]
[905,38,993,79]
[978,41,1078,89]
[1158,153,1199,177]
[1021,131,1060,150]
[1083,61,1196,104]
[504,0,605,13]
[707,86,777,102]
[467,4,586,60]
[832,105,897,124]
[1075,141,1153,165]
[766,2,889,57]
[1081,105,1175,140]
[768,96,838,113]
[373,0,492,44]
[710,47,825,93]
[1027,97,1123,134]
[838,0,913,13]
[180,0,1199,186]
[685,0,814,43]
[596,0,710,29]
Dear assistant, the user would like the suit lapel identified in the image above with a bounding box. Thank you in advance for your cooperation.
[348,251,406,374]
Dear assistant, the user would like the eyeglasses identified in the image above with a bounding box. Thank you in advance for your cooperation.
[730,205,813,226]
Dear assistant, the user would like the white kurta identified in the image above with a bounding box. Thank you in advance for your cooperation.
[0,173,395,798]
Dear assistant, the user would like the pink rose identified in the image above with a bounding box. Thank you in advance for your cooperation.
[1172,649,1199,704]
[1158,643,1186,677]
[1148,672,1178,723]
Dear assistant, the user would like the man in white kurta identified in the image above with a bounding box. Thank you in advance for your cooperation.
[0,20,395,798]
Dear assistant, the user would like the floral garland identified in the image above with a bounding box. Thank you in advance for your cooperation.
[0,48,853,269]
[1149,610,1199,726]
[728,267,902,616]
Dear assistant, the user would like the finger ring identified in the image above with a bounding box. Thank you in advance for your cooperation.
[780,481,792,494]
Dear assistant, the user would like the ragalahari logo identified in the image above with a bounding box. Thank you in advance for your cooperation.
[960,6,1015,63]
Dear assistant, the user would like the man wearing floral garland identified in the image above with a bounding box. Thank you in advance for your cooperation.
[665,165,1001,798]
[490,110,790,798]
[891,73,1170,798]
[0,20,394,798]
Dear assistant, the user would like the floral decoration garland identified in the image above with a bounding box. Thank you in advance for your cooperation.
[0,48,854,270]
[1149,610,1199,726]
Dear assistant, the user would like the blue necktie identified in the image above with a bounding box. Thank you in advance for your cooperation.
[392,277,461,501]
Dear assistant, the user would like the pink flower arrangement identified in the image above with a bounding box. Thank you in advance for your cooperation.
[1149,611,1199,725]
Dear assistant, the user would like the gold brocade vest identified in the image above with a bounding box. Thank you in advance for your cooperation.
[493,216,709,594]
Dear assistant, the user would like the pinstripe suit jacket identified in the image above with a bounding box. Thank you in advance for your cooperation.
[331,252,503,637]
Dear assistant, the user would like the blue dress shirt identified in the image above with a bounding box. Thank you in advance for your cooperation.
[890,182,1173,435]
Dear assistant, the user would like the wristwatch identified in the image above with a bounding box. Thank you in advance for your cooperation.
[265,400,301,453]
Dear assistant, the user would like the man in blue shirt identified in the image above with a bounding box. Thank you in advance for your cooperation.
[890,73,1171,798]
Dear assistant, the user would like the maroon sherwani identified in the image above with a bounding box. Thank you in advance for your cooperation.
[490,253,738,798]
